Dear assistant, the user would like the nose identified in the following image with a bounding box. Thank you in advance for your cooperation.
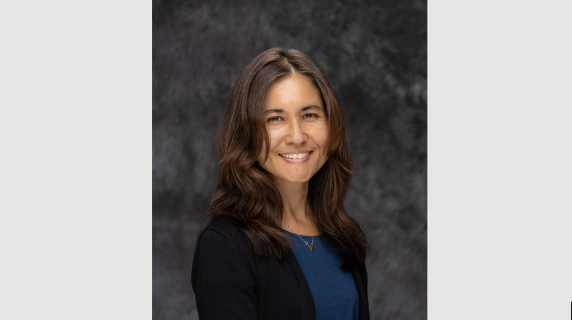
[285,119,307,145]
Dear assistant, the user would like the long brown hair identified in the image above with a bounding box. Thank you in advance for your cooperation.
[201,48,367,268]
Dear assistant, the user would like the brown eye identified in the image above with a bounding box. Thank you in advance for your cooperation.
[268,116,282,122]
[302,113,317,119]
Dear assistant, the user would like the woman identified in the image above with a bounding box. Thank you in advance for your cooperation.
[191,48,369,320]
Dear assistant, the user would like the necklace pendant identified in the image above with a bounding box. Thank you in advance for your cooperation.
[305,243,314,251]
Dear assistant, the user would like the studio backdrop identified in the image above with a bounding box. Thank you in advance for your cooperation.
[153,0,426,319]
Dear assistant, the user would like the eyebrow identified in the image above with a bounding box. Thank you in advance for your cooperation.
[264,105,323,114]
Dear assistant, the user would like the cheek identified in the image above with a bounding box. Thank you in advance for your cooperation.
[320,131,329,147]
[266,128,282,151]
[258,130,278,164]
[314,125,329,152]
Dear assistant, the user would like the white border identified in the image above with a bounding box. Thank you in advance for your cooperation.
[429,0,572,319]
[0,1,151,319]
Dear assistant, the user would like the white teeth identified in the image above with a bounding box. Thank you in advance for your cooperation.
[279,152,310,159]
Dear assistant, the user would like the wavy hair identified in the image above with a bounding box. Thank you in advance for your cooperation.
[201,48,367,268]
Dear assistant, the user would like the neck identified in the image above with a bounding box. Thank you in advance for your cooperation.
[276,179,319,236]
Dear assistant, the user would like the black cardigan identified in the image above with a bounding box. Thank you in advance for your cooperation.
[191,216,370,320]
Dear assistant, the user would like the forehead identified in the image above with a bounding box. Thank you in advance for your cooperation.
[263,73,323,110]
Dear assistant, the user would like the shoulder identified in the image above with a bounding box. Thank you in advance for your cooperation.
[192,215,256,273]
[202,215,238,234]
[191,216,259,310]
[198,215,250,251]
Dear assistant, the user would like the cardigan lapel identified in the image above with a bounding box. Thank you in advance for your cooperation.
[285,247,370,320]
[285,249,316,320]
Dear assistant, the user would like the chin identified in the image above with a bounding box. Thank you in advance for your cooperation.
[278,174,313,184]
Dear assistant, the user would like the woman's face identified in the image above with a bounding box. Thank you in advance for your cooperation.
[257,73,329,185]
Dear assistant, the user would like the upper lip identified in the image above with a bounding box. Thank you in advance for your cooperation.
[278,150,313,154]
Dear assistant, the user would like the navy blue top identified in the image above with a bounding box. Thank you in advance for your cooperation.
[282,229,359,320]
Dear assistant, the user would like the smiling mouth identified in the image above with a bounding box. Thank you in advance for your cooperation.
[278,151,312,159]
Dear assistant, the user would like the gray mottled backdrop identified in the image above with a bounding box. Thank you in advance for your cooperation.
[153,0,426,319]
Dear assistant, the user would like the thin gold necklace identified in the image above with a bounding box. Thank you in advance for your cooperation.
[296,233,314,251]
[286,225,314,251]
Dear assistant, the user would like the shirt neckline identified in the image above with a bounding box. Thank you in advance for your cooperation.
[281,228,323,240]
